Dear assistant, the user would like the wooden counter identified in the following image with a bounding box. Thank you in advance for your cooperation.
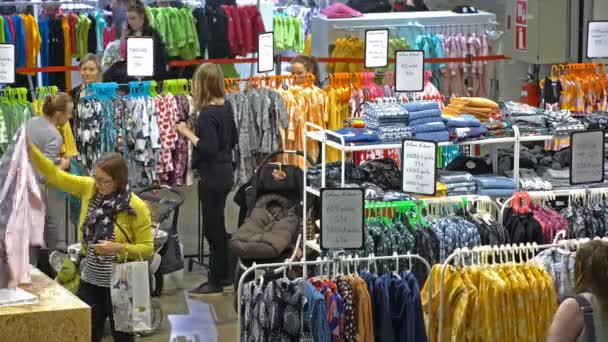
[0,268,90,342]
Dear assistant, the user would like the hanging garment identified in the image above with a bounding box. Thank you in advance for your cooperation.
[0,129,45,288]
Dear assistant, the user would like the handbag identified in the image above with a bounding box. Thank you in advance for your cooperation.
[110,223,152,333]
[157,225,184,275]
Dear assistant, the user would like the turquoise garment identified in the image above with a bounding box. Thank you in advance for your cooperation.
[416,34,446,90]
[95,11,106,53]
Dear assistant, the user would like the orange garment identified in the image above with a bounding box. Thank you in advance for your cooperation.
[61,16,72,91]
[346,274,374,342]
[20,14,40,76]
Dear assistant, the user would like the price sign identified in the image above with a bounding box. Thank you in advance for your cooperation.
[570,130,605,185]
[257,32,274,73]
[401,139,437,195]
[364,29,389,69]
[127,37,154,78]
[320,188,364,250]
[587,21,608,58]
[395,50,424,92]
[0,44,15,84]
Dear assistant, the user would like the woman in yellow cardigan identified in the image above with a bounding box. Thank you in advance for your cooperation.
[28,139,152,342]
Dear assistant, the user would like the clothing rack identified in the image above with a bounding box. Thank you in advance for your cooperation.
[237,252,434,342]
[436,238,591,341]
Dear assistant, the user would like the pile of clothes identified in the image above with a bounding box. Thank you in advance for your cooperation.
[474,174,515,197]
[405,101,449,142]
[443,97,501,122]
[438,170,476,196]
[445,114,488,142]
[500,101,549,136]
[364,102,411,143]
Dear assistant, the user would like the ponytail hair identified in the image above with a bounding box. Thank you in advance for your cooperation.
[42,92,72,118]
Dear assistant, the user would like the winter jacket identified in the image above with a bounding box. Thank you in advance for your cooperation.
[229,194,299,259]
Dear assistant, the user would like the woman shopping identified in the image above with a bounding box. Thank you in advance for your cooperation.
[176,64,238,295]
[71,53,102,104]
[27,139,153,342]
[548,240,608,341]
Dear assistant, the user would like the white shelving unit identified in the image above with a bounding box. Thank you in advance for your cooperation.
[300,121,589,269]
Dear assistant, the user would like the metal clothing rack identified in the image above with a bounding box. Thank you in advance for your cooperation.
[237,253,434,342]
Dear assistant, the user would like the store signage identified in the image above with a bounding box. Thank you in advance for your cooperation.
[0,44,15,84]
[126,37,154,78]
[364,29,389,69]
[395,50,424,92]
[587,21,608,59]
[570,130,605,185]
[320,188,364,250]
[257,32,275,73]
[515,0,527,51]
[401,139,437,195]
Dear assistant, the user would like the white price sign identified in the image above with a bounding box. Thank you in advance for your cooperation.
[587,21,608,59]
[0,44,15,84]
[401,139,437,195]
[395,50,424,92]
[257,32,274,73]
[127,37,154,78]
[320,188,364,250]
[364,29,389,69]
[570,130,605,185]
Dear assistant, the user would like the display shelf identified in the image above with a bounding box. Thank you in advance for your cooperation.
[519,135,556,142]
[306,186,320,197]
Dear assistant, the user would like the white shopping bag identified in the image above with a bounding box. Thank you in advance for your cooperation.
[110,261,152,333]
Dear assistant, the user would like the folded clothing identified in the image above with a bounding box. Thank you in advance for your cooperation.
[438,170,474,184]
[543,168,569,179]
[330,128,380,143]
[409,108,443,121]
[477,188,515,197]
[445,181,476,190]
[409,116,444,127]
[376,125,412,142]
[364,102,409,122]
[411,122,447,134]
[445,156,493,174]
[400,101,439,113]
[413,130,450,142]
[474,174,515,190]
[320,3,362,18]
[448,186,476,194]
[449,126,488,140]
[445,114,481,128]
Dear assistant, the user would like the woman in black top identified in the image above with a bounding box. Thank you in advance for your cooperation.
[176,63,237,295]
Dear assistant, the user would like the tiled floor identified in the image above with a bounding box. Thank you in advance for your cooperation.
[103,271,239,342]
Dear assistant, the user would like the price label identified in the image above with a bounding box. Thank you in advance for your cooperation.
[320,188,364,250]
[395,50,424,92]
[127,37,154,78]
[401,139,437,195]
[587,21,608,59]
[0,44,15,84]
[570,130,605,185]
[257,32,274,73]
[364,29,389,69]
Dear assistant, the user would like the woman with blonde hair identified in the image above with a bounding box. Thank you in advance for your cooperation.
[176,63,237,295]
[548,240,608,341]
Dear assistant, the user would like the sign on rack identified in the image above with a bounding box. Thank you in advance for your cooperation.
[320,188,364,250]
[395,50,424,92]
[257,32,275,73]
[0,44,15,84]
[364,29,389,69]
[401,139,437,195]
[126,37,154,78]
[587,21,608,59]
[570,130,605,185]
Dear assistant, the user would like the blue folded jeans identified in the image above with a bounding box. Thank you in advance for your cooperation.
[475,174,515,189]
[411,122,447,134]
[413,131,450,142]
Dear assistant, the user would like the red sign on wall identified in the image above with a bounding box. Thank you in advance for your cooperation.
[516,0,527,25]
[516,26,527,51]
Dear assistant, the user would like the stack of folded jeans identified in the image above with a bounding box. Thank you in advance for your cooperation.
[405,102,450,142]
[474,174,515,197]
[438,170,476,196]
[364,102,411,143]
[445,114,488,141]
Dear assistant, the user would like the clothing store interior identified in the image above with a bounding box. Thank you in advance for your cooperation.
[1,0,608,341]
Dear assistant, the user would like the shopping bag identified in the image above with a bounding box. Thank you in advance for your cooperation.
[157,229,184,275]
[110,260,152,333]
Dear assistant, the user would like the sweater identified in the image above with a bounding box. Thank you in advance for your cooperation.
[30,145,153,262]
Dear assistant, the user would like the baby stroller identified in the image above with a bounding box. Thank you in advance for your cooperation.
[231,150,313,293]
[50,184,185,336]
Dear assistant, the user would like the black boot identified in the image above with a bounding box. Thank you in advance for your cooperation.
[190,281,223,296]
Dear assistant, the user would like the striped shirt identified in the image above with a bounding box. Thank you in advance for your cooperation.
[81,197,116,288]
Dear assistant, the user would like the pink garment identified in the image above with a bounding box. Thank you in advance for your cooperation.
[0,130,45,288]
[154,95,179,182]
[320,3,362,18]
[103,26,117,49]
